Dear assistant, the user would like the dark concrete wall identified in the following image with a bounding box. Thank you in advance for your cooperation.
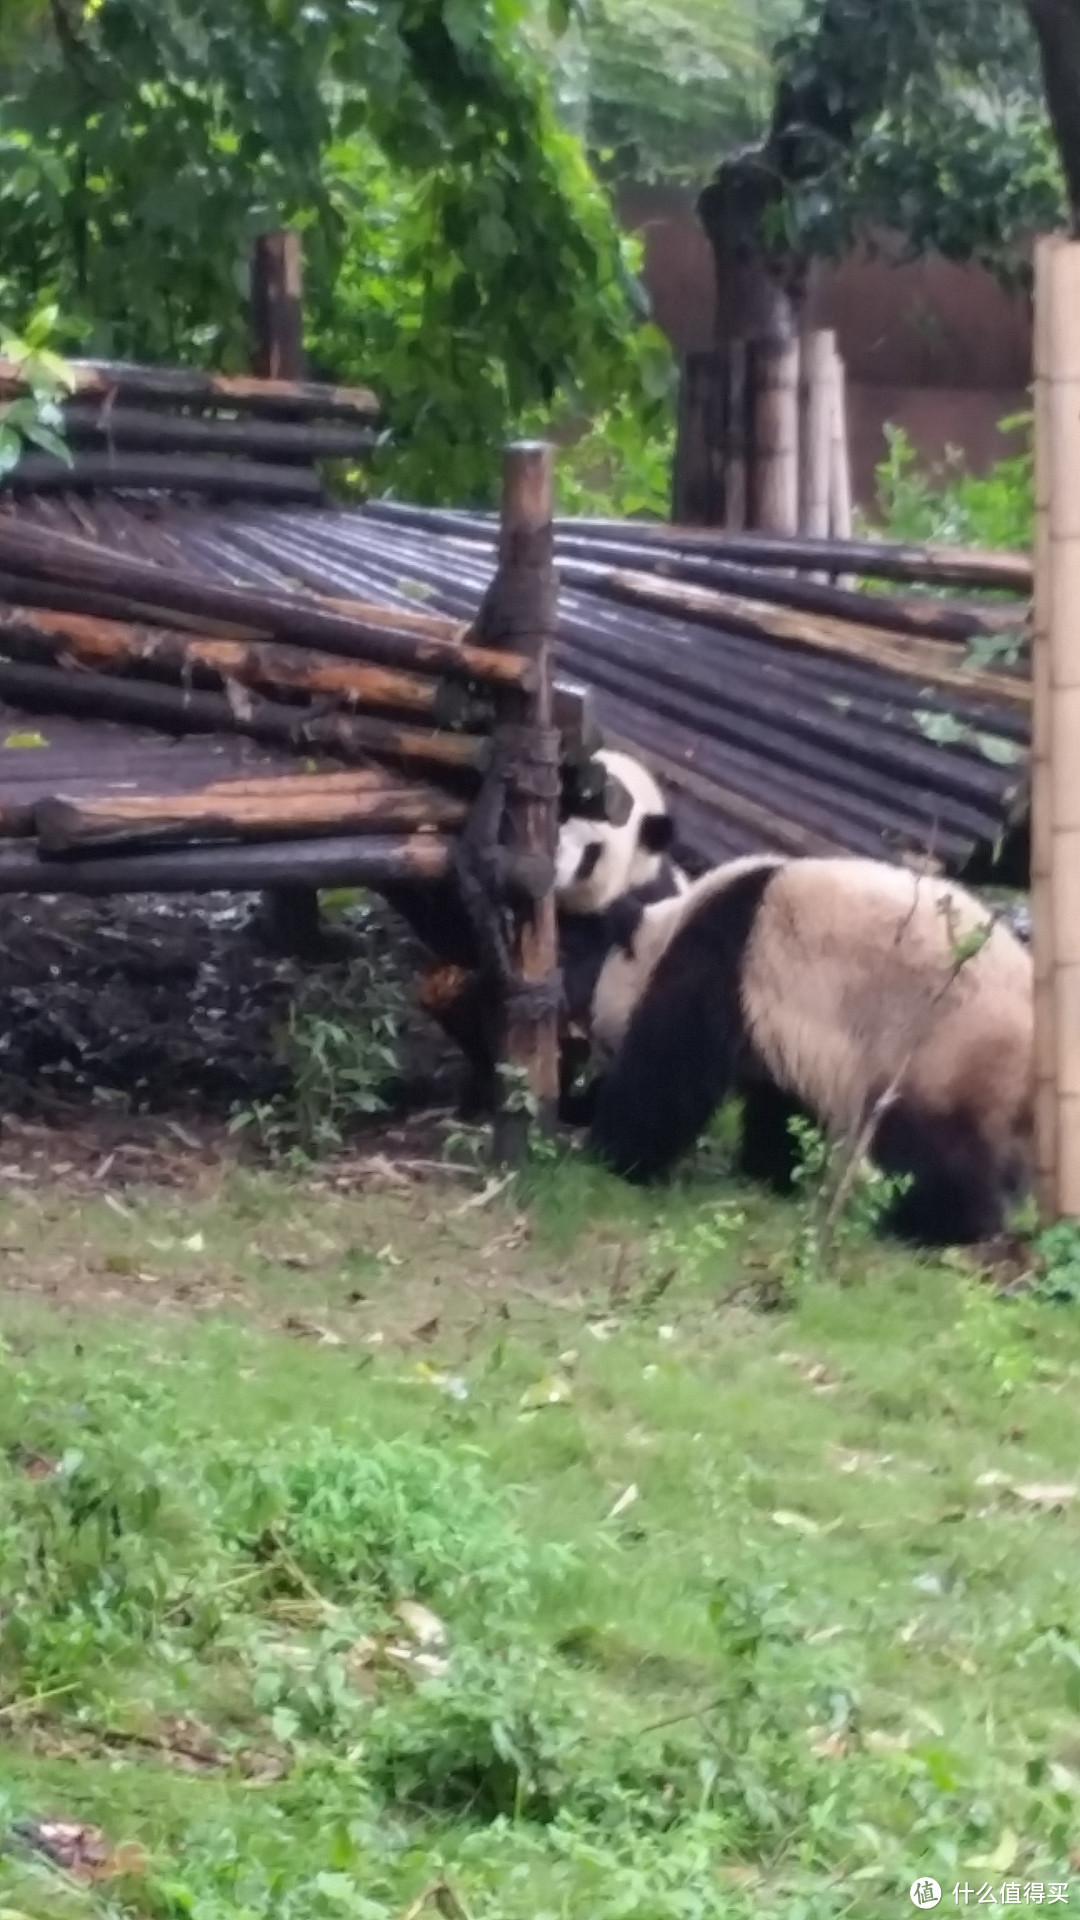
[617,184,1033,508]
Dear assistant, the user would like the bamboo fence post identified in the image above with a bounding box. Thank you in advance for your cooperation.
[489,441,561,1163]
[1032,235,1080,1218]
[746,338,800,535]
[827,340,855,587]
[671,351,726,525]
[723,339,748,532]
[250,228,323,957]
[799,329,835,544]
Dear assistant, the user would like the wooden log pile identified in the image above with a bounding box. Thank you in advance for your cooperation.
[0,353,382,505]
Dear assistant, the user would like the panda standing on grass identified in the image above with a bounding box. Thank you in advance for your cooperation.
[557,850,1033,1249]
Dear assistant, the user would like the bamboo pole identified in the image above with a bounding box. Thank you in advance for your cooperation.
[1032,236,1080,1217]
[827,341,854,543]
[0,357,381,422]
[584,569,1030,710]
[0,606,483,728]
[34,780,466,857]
[671,351,726,525]
[0,519,534,688]
[746,338,800,535]
[799,330,835,542]
[1,452,326,502]
[0,832,451,897]
[59,403,376,462]
[724,339,748,531]
[488,442,560,1160]
[0,657,491,774]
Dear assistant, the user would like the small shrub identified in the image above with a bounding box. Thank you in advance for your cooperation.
[872,418,1033,553]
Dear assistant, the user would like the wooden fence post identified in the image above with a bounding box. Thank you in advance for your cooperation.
[250,229,323,957]
[746,338,800,534]
[1033,235,1080,1218]
[490,442,560,1163]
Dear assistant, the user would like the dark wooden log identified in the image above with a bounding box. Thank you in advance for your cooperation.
[0,606,486,727]
[0,519,535,689]
[361,500,1032,593]
[0,570,267,640]
[488,442,561,1162]
[34,778,466,856]
[0,831,451,897]
[1,453,326,502]
[251,231,305,384]
[0,356,381,423]
[249,227,321,955]
[582,570,1030,709]
[0,658,492,773]
[60,403,377,463]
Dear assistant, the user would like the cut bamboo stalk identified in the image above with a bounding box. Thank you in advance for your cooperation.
[828,342,854,542]
[0,658,491,775]
[60,403,376,462]
[671,351,726,525]
[747,338,800,535]
[1033,237,1057,1213]
[723,339,748,531]
[1033,235,1080,1218]
[0,519,534,689]
[590,569,1030,709]
[34,780,467,856]
[361,498,1032,592]
[1,452,326,502]
[0,607,486,727]
[0,831,451,896]
[0,356,381,422]
[799,330,835,546]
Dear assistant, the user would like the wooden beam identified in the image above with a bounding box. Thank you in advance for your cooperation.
[0,832,452,897]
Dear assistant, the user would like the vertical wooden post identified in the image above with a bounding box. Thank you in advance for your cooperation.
[798,329,834,539]
[1033,238,1058,1215]
[250,230,323,957]
[746,338,800,534]
[491,442,560,1164]
[1033,235,1080,1218]
[723,339,748,532]
[671,351,726,525]
[251,231,305,381]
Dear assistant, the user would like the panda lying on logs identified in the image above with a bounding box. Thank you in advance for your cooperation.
[559,853,1033,1247]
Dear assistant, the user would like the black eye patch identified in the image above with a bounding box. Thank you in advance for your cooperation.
[576,843,604,881]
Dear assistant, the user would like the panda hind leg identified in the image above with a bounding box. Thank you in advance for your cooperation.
[870,1100,1004,1248]
[736,1079,807,1193]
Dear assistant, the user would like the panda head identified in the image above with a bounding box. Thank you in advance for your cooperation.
[555,750,676,914]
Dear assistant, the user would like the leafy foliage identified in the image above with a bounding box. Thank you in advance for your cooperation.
[872,419,1034,552]
[0,0,669,503]
[0,302,72,476]
[701,0,1065,292]
[582,0,797,185]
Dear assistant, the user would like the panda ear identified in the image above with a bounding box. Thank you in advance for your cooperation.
[605,894,645,956]
[639,812,675,854]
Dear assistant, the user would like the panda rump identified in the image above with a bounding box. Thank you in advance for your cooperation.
[586,856,1033,1246]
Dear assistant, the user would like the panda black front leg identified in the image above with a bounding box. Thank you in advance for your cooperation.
[736,1080,806,1193]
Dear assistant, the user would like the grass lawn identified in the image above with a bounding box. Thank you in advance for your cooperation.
[1,1139,1079,1920]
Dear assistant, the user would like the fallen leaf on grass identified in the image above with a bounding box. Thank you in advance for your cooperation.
[282,1315,343,1347]
[450,1173,513,1216]
[605,1484,639,1521]
[519,1374,573,1412]
[394,1601,448,1650]
[771,1509,822,1534]
[809,1728,850,1759]
[11,1820,109,1879]
[1013,1482,1078,1510]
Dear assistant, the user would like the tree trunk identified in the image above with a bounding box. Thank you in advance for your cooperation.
[1026,0,1080,230]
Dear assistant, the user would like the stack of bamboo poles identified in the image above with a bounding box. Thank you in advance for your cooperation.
[672,330,853,540]
[0,356,381,505]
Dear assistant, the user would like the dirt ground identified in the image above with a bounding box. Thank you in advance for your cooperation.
[0,890,459,1184]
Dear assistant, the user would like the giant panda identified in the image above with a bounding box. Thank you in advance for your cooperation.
[561,854,1033,1247]
[555,749,688,914]
[556,749,688,1119]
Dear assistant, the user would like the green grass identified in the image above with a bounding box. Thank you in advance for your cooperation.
[1,1147,1080,1920]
